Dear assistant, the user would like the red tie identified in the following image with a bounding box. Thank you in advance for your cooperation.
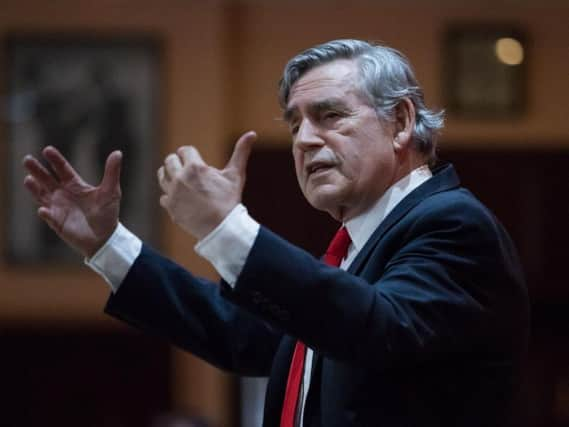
[280,226,351,427]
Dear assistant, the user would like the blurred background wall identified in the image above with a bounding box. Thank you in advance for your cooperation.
[0,0,568,426]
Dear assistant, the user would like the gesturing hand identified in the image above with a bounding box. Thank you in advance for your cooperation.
[158,131,257,240]
[23,146,123,258]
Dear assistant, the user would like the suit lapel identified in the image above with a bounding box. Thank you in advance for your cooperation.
[348,163,461,276]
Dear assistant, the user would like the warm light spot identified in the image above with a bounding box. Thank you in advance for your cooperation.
[495,37,524,66]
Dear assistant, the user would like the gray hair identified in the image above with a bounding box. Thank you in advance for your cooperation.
[279,39,444,161]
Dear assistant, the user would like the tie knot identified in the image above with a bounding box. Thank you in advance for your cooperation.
[324,226,351,266]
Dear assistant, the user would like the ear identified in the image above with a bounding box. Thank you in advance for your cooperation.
[392,98,415,152]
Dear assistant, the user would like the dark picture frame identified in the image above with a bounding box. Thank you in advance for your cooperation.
[3,35,162,263]
[443,25,527,118]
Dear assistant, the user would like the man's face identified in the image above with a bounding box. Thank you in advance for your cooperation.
[285,59,399,222]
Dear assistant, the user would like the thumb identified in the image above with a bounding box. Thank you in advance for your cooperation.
[100,150,123,193]
[226,131,257,177]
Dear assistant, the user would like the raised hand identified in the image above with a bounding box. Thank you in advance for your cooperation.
[23,146,123,258]
[158,131,257,240]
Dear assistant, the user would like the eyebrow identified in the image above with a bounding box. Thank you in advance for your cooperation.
[283,98,350,124]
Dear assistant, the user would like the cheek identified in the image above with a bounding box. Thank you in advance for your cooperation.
[292,149,305,183]
[344,146,387,189]
[338,149,361,180]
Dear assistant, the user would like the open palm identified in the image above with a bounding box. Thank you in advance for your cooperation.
[23,146,123,258]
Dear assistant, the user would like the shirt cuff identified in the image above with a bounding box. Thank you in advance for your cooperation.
[195,203,260,287]
[84,223,143,293]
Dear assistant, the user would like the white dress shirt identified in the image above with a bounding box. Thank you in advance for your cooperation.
[86,164,432,426]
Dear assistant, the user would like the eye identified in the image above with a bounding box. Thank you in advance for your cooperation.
[290,123,300,135]
[322,111,341,121]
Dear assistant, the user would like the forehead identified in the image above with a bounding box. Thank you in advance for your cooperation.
[286,59,361,111]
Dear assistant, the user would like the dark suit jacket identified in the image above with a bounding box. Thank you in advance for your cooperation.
[106,164,530,427]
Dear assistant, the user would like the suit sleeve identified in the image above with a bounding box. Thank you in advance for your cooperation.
[104,244,283,376]
[224,193,529,369]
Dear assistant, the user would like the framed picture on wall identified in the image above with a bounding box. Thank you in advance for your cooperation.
[443,26,527,118]
[3,35,162,263]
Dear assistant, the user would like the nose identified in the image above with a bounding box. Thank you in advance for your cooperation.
[294,118,324,151]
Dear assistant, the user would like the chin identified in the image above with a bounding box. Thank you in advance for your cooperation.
[305,192,344,221]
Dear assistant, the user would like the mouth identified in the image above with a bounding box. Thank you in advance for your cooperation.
[306,162,336,177]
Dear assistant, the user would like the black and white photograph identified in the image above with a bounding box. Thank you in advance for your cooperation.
[4,36,161,263]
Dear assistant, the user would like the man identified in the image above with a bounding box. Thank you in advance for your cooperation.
[23,39,529,426]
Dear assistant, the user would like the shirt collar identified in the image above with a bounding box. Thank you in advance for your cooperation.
[345,164,432,253]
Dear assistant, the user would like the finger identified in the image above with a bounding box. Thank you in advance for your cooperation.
[177,146,207,167]
[159,194,169,210]
[24,175,50,205]
[100,151,122,194]
[226,131,257,176]
[23,155,58,191]
[164,153,183,180]
[37,207,60,233]
[42,146,85,184]
[157,166,170,193]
